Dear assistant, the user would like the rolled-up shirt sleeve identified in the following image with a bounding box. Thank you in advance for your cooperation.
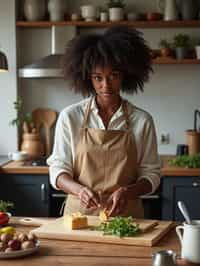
[47,111,73,190]
[136,116,160,194]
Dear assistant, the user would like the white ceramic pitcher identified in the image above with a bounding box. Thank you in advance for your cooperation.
[157,0,178,20]
[176,221,200,264]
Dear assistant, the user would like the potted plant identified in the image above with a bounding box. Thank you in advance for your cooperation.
[107,0,126,21]
[172,33,191,59]
[159,39,172,57]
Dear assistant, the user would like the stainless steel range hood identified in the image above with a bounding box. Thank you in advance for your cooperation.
[19,26,76,78]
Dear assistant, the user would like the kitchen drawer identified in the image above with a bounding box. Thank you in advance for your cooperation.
[161,176,200,221]
[0,174,50,217]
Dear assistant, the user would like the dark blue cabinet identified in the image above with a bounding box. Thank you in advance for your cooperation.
[0,174,50,217]
[161,176,200,221]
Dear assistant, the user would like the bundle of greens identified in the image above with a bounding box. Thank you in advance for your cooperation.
[96,216,141,238]
[168,154,200,168]
[0,200,14,212]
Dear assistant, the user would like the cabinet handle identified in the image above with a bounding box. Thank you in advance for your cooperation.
[41,184,46,202]
[51,193,66,198]
[192,182,199,187]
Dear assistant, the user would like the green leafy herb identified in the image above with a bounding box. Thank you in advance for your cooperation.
[168,154,200,168]
[95,216,141,238]
[0,200,14,212]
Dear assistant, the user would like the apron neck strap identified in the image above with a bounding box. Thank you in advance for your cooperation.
[82,98,93,128]
[122,101,130,130]
[82,97,130,130]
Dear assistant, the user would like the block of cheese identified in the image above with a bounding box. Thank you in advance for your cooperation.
[99,209,108,222]
[64,212,88,230]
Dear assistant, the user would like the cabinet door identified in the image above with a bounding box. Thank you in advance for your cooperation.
[161,176,200,221]
[0,174,50,217]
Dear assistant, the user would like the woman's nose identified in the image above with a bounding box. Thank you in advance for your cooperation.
[102,77,110,88]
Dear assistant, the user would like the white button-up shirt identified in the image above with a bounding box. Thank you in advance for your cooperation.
[47,97,160,194]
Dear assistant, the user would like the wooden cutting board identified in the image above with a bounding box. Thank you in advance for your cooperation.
[30,216,174,247]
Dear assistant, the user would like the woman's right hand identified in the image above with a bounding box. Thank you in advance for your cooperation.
[78,186,100,209]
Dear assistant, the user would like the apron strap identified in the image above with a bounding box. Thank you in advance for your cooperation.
[82,98,93,128]
[122,101,130,130]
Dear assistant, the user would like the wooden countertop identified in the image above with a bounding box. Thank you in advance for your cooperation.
[0,161,49,174]
[1,160,200,176]
[0,217,191,266]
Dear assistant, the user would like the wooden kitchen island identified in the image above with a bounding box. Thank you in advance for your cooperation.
[0,218,193,266]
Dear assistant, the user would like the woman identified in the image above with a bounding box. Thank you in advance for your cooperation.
[47,25,160,218]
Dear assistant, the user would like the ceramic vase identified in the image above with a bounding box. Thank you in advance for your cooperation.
[48,0,67,21]
[21,133,44,159]
[109,8,124,21]
[157,0,178,20]
[179,0,198,20]
[24,0,46,21]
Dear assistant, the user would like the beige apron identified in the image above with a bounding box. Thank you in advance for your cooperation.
[64,98,144,218]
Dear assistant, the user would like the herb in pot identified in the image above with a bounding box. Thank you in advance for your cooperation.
[168,154,200,168]
[95,216,141,237]
[0,200,14,212]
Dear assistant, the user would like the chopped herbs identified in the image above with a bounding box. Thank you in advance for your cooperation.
[168,154,200,168]
[95,216,141,238]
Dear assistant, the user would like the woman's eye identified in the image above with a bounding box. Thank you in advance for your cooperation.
[93,76,102,82]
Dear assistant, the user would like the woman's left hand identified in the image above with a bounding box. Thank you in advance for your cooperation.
[105,187,128,217]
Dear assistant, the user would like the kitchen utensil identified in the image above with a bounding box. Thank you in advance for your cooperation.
[22,121,29,133]
[194,109,200,131]
[32,108,57,156]
[152,250,176,266]
[30,216,173,247]
[21,133,44,159]
[176,220,200,263]
[186,130,200,155]
[177,201,192,224]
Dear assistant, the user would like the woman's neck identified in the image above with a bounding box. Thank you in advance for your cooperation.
[96,95,122,115]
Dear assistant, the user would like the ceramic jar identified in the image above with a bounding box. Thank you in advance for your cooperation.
[179,0,198,20]
[100,12,108,22]
[48,0,67,21]
[176,221,200,264]
[109,7,124,21]
[157,0,178,20]
[24,0,46,21]
[21,133,44,159]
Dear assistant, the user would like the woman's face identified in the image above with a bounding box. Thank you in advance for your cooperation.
[91,65,122,101]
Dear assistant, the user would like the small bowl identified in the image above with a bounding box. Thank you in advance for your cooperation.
[127,12,139,21]
[146,12,162,21]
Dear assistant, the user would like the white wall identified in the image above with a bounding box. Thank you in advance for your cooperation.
[0,0,17,155]
[2,0,200,155]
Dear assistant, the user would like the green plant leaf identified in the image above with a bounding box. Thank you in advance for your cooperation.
[0,200,14,212]
[95,216,141,237]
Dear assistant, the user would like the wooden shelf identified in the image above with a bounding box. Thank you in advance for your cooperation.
[16,20,200,28]
[153,58,200,64]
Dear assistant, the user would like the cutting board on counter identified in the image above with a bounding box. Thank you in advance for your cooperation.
[29,216,174,247]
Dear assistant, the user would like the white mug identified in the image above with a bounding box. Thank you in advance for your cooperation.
[176,220,200,264]
[8,151,29,161]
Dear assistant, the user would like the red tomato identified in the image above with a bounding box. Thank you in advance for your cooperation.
[0,212,9,226]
